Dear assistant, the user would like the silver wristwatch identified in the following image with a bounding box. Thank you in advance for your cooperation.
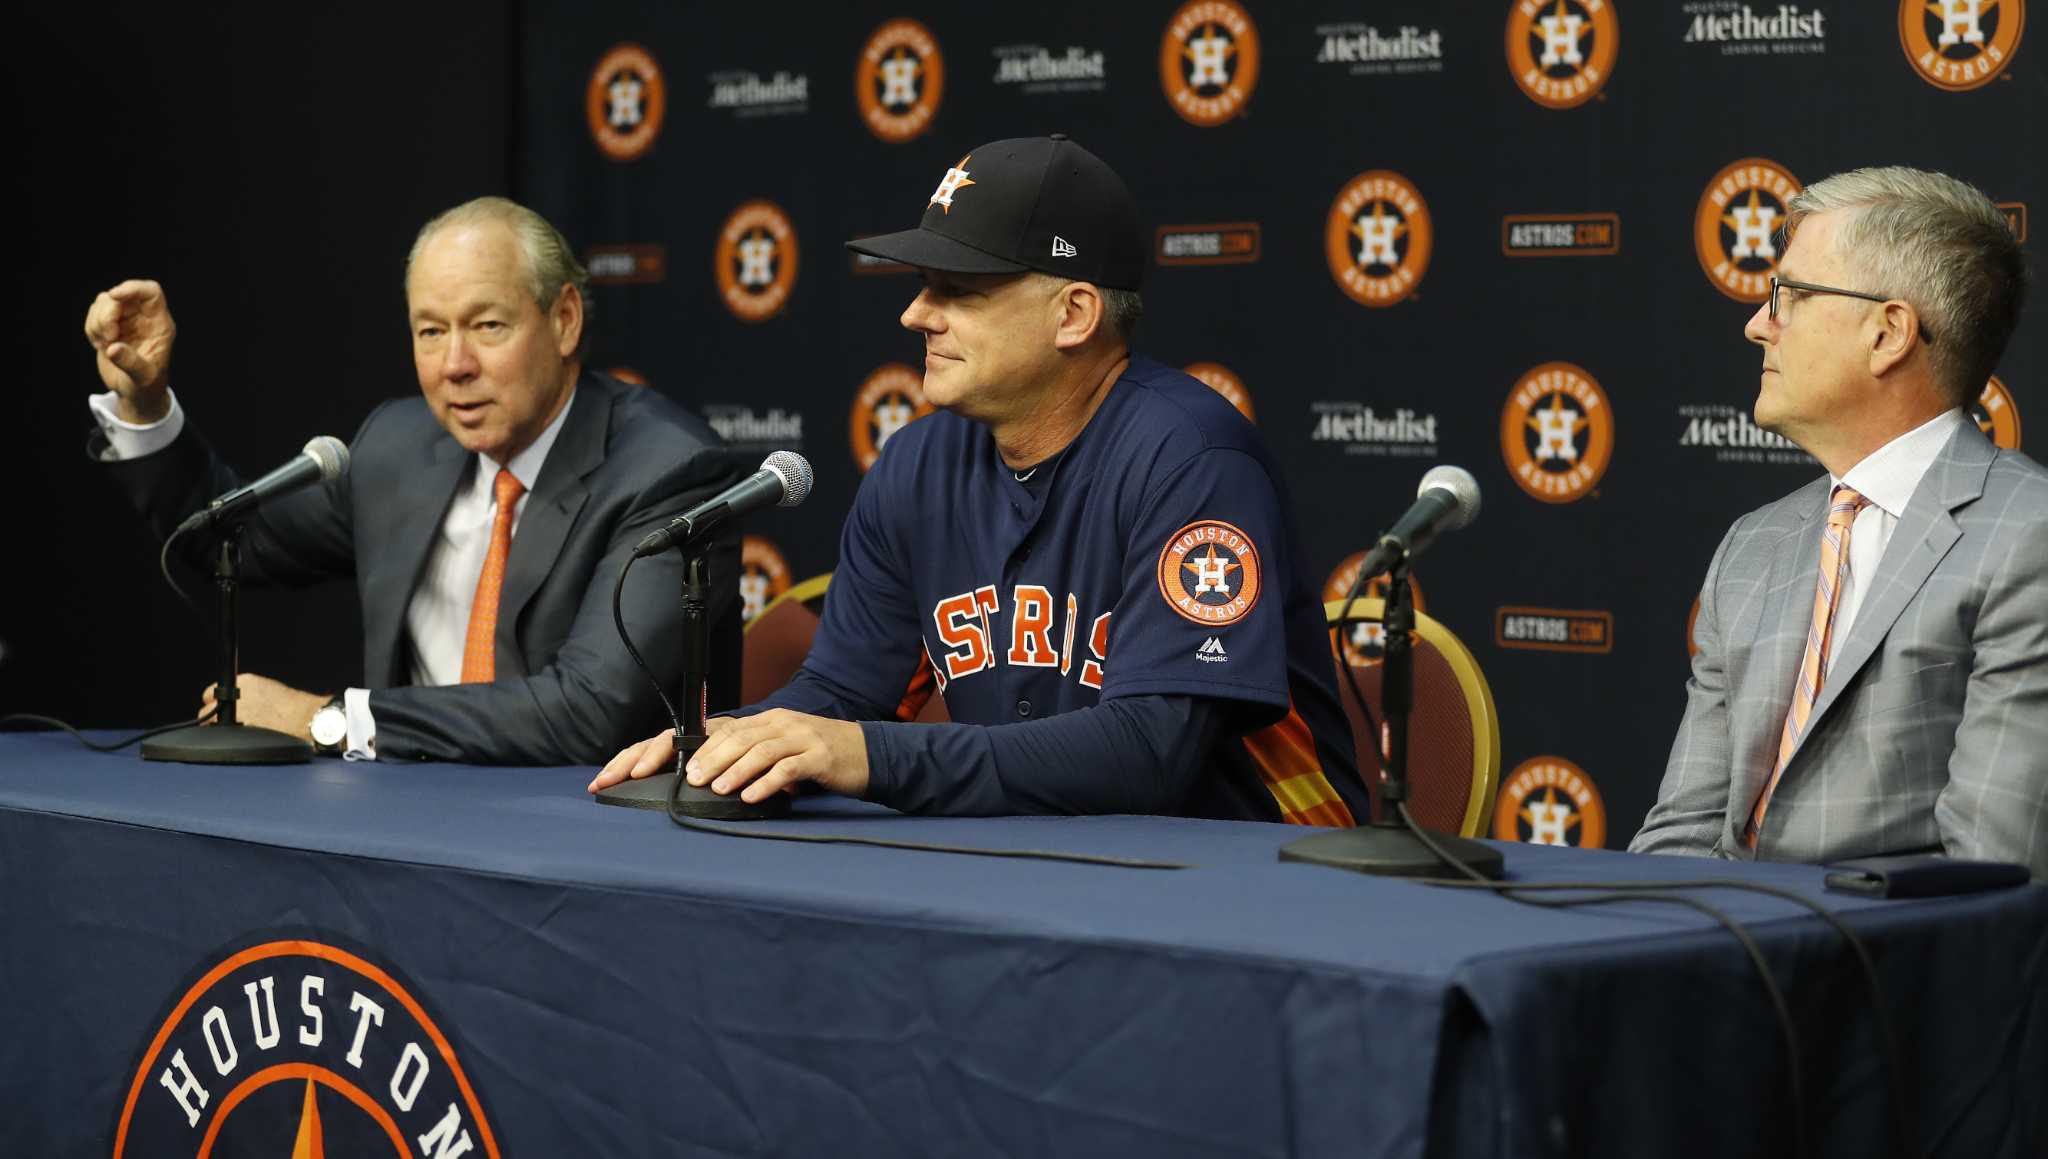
[310,695,347,756]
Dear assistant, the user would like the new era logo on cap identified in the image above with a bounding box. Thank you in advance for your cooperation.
[843,134,1145,289]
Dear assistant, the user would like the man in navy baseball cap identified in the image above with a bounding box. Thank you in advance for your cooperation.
[595,136,1369,833]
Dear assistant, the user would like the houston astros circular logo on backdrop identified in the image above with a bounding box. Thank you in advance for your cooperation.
[586,43,666,162]
[1694,158,1801,304]
[1322,553,1427,667]
[1159,0,1262,126]
[1493,756,1608,847]
[857,18,945,143]
[114,939,497,1158]
[1501,361,1614,503]
[850,363,935,471]
[740,535,793,624]
[1158,520,1263,626]
[1183,362,1256,422]
[1973,375,2023,448]
[1900,0,2025,90]
[1505,0,1620,109]
[1326,170,1433,308]
[714,201,799,323]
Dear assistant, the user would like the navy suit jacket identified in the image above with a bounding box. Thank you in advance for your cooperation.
[98,371,743,765]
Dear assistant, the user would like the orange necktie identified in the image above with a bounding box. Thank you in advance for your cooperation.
[460,468,526,683]
[1746,484,1870,848]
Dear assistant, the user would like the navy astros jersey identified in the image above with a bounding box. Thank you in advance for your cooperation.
[772,357,1366,824]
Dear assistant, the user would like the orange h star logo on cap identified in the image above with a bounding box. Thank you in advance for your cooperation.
[928,155,975,213]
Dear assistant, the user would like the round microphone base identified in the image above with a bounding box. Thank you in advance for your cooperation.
[1278,824,1504,880]
[141,723,313,765]
[592,771,793,820]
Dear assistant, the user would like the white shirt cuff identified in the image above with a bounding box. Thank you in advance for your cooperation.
[88,389,185,460]
[343,687,378,761]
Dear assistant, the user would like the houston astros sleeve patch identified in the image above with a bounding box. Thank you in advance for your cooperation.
[1157,519,1263,626]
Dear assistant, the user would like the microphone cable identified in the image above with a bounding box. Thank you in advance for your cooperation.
[1,707,219,751]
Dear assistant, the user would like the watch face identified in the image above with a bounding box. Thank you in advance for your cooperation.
[311,707,347,748]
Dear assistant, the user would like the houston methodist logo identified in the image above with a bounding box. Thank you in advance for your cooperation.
[586,43,666,162]
[740,535,794,624]
[857,18,945,143]
[1506,0,1620,109]
[114,939,496,1158]
[1326,170,1433,308]
[1900,0,2025,90]
[850,363,935,471]
[1974,375,2023,448]
[1184,361,1256,422]
[1695,158,1802,303]
[1157,520,1264,626]
[1323,553,1426,667]
[1160,1,1262,126]
[1501,362,1614,503]
[1494,756,1608,847]
[715,201,799,323]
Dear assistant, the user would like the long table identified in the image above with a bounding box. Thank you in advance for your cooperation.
[2,731,2043,1157]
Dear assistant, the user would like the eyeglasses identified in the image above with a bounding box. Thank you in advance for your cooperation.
[1768,276,1934,345]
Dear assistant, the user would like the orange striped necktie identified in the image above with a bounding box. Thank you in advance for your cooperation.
[460,468,527,684]
[1745,484,1870,849]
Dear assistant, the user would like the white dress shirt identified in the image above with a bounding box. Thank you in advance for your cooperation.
[90,388,576,758]
[1825,407,1970,675]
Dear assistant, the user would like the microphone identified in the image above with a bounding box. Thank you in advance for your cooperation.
[174,436,350,536]
[1352,465,1480,582]
[634,450,813,557]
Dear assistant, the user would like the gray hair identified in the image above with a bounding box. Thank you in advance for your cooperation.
[1783,167,2026,407]
[1032,273,1143,344]
[406,196,594,357]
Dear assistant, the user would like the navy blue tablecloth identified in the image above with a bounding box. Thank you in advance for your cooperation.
[2,732,2043,1158]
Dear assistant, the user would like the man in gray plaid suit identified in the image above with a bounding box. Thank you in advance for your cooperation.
[1632,167,2044,878]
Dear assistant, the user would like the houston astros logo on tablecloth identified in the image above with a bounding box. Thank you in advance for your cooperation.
[1158,520,1263,626]
[114,939,497,1158]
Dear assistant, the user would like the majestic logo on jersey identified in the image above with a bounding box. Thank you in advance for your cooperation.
[1157,520,1263,626]
[850,363,935,471]
[714,200,799,323]
[1323,553,1426,667]
[1160,1,1262,126]
[113,938,498,1158]
[1501,212,1621,257]
[1196,636,1230,663]
[740,536,793,624]
[928,155,975,213]
[1900,0,2025,90]
[1183,361,1257,422]
[586,43,667,162]
[1326,170,1434,308]
[1695,158,1802,303]
[1501,362,1614,503]
[1506,0,1621,109]
[1493,756,1608,847]
[928,586,1109,692]
[858,18,945,143]
[1973,375,2023,448]
[1495,606,1614,653]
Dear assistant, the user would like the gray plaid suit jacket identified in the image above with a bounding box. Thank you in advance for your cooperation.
[1632,423,2048,878]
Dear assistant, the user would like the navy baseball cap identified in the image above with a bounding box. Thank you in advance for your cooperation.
[845,134,1145,290]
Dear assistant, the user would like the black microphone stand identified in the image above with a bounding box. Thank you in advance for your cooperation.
[594,547,789,818]
[1279,556,1502,878]
[142,528,312,764]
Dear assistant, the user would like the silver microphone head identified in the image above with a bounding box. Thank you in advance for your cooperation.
[301,436,350,482]
[1417,464,1480,530]
[760,450,813,508]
